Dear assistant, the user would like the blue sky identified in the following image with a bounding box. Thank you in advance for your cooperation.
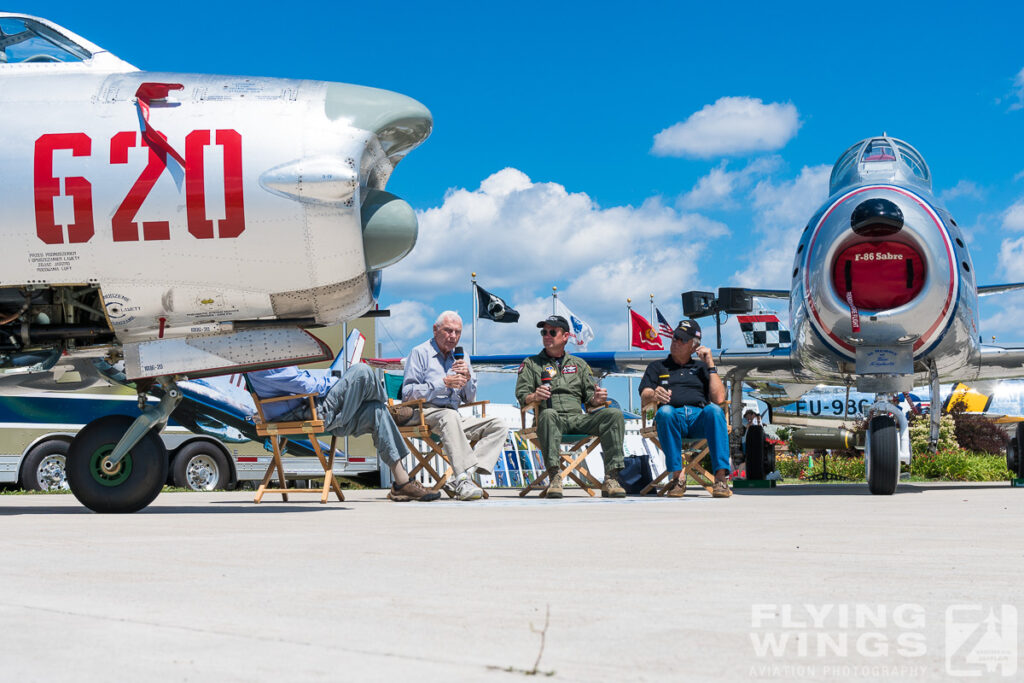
[18,1,1024,405]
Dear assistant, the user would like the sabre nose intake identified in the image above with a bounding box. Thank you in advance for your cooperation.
[850,198,904,236]
[361,189,418,270]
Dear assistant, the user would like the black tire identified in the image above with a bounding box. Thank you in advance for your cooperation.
[21,440,70,491]
[1016,424,1024,478]
[66,415,168,513]
[1007,437,1018,476]
[745,425,767,480]
[866,415,899,495]
[172,441,230,491]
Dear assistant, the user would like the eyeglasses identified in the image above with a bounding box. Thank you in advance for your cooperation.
[540,329,562,337]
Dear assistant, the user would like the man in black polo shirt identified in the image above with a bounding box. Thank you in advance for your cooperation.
[638,319,731,498]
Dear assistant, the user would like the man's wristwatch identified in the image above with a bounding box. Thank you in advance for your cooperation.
[708,367,718,374]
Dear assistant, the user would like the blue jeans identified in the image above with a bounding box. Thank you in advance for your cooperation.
[655,404,730,473]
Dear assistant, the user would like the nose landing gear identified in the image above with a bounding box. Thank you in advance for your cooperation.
[66,377,181,513]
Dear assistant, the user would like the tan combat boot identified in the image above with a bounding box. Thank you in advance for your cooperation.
[602,473,626,498]
[544,474,564,499]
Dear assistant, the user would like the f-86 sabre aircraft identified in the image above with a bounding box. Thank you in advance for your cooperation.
[0,14,431,511]
[461,135,1024,494]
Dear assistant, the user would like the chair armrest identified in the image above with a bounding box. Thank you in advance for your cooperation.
[460,399,489,416]
[388,397,427,428]
[520,401,540,429]
[585,400,611,414]
[257,393,318,404]
[641,401,658,429]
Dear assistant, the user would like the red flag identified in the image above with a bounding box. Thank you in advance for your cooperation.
[630,310,664,350]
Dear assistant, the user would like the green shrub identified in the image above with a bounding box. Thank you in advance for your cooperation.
[775,454,807,479]
[948,400,1009,454]
[908,413,958,456]
[805,453,865,480]
[910,448,1012,481]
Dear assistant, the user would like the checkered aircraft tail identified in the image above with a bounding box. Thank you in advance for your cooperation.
[736,312,792,349]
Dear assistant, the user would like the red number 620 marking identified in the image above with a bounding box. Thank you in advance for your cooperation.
[33,129,245,245]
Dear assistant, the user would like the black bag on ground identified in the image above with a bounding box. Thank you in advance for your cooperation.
[619,454,656,494]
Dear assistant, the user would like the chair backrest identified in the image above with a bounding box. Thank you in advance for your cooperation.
[242,373,269,425]
[384,372,404,401]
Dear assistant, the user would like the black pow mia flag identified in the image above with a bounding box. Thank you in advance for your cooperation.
[476,285,520,323]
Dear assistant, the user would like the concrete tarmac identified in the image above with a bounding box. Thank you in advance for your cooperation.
[1,482,1021,682]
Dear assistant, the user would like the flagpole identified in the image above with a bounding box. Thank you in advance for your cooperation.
[552,286,557,315]
[627,298,633,412]
[626,298,632,350]
[471,272,477,355]
[650,293,655,329]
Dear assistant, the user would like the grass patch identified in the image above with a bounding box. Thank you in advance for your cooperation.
[774,449,1012,482]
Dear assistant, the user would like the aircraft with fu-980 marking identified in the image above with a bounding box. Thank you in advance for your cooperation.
[0,14,431,512]
[463,135,1024,494]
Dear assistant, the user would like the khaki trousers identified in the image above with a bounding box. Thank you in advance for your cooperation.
[422,406,507,476]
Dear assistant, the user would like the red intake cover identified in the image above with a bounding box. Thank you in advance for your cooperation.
[832,241,925,311]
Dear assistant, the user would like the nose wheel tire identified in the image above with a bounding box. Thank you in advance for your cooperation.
[866,415,899,495]
[67,415,168,513]
[172,442,230,491]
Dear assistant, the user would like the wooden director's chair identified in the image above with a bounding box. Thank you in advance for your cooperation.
[637,401,714,496]
[245,375,345,504]
[516,401,607,497]
[384,373,491,498]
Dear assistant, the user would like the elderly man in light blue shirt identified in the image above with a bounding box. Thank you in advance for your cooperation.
[248,363,440,502]
[402,311,507,501]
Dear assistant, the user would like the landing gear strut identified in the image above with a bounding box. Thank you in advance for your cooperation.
[864,396,909,495]
[66,376,182,513]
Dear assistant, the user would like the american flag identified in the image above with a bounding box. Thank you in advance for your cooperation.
[656,308,674,339]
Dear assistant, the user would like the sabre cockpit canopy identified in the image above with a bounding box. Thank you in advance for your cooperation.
[829,135,931,195]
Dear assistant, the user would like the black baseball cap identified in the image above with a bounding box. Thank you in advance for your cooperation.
[673,319,702,342]
[536,315,570,332]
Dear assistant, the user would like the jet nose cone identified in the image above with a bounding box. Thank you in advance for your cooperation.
[851,198,904,236]
[361,189,417,270]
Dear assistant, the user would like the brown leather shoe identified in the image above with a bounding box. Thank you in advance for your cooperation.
[665,478,686,498]
[388,480,441,502]
[712,480,732,498]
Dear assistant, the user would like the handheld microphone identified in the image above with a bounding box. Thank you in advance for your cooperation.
[541,365,556,409]
[453,346,464,360]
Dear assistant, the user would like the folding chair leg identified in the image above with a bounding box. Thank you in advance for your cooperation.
[255,437,289,503]
[682,446,714,495]
[640,469,671,496]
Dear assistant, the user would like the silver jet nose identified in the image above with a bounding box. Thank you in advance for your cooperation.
[325,83,433,162]
[361,189,417,270]
[850,198,904,236]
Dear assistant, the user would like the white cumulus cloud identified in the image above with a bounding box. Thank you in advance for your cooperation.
[651,97,801,158]
[382,168,728,352]
[1010,67,1024,111]
[731,164,832,288]
[940,180,984,202]
[1002,201,1024,231]
[678,157,781,209]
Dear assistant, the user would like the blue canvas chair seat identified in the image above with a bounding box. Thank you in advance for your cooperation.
[243,373,344,504]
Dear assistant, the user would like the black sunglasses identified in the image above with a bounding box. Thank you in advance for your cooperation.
[540,328,563,337]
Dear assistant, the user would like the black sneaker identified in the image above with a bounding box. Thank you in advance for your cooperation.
[388,480,441,502]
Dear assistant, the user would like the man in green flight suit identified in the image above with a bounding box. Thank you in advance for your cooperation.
[515,315,626,498]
